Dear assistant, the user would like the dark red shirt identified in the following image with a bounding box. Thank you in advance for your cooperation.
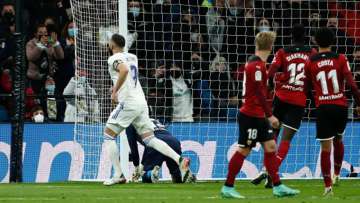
[305,52,360,107]
[269,46,316,107]
[240,55,272,118]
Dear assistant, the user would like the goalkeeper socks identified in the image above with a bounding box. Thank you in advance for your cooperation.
[264,152,281,186]
[225,151,245,187]
[277,140,290,165]
[104,138,122,178]
[333,140,344,176]
[321,150,332,187]
[144,136,181,165]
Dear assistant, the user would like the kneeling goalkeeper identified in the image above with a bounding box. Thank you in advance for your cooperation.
[126,119,196,183]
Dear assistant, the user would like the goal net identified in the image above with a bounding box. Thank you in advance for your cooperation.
[70,0,360,181]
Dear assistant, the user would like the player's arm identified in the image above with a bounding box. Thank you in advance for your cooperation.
[252,67,279,128]
[113,63,129,93]
[254,79,279,128]
[267,49,283,78]
[111,62,129,102]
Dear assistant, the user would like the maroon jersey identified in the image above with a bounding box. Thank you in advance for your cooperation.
[240,55,272,118]
[269,46,316,107]
[305,52,360,107]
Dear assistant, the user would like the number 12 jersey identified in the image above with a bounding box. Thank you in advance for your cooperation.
[269,46,316,107]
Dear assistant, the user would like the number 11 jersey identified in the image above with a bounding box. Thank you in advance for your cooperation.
[304,52,352,107]
[108,52,146,104]
[269,46,316,107]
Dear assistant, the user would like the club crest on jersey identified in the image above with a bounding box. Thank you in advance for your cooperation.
[317,59,333,68]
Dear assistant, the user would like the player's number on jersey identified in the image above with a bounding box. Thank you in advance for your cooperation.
[288,63,305,86]
[130,65,138,87]
[316,70,339,95]
[247,129,258,140]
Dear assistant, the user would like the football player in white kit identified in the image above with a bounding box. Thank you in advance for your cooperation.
[103,34,190,185]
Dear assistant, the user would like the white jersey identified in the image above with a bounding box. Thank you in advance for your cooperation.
[108,52,146,104]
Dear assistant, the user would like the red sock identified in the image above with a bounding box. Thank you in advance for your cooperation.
[277,141,290,166]
[333,140,344,176]
[321,150,332,187]
[264,152,281,186]
[225,151,245,187]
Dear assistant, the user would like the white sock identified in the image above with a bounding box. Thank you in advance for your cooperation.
[144,136,181,165]
[104,138,122,178]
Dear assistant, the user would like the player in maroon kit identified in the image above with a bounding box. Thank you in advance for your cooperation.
[252,24,317,188]
[220,32,300,198]
[305,27,360,196]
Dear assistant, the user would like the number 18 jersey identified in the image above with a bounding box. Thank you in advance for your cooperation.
[108,52,146,104]
[270,46,316,107]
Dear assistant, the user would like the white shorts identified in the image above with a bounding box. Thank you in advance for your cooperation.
[106,102,154,135]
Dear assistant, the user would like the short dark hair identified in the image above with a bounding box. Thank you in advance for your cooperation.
[31,105,43,114]
[111,34,126,48]
[292,24,305,44]
[35,23,47,33]
[315,27,335,48]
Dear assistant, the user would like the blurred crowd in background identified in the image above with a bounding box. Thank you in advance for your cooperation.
[0,0,360,123]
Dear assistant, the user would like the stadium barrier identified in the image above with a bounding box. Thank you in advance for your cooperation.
[0,122,359,183]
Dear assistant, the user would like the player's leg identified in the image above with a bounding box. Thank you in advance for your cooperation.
[316,105,336,196]
[141,131,191,181]
[332,106,347,186]
[262,139,300,197]
[165,157,183,183]
[133,108,190,182]
[332,134,343,186]
[103,126,126,185]
[141,148,163,183]
[276,105,304,165]
[320,139,333,196]
[252,97,284,186]
[272,97,286,142]
[164,143,195,183]
[221,113,255,199]
[103,103,138,185]
[221,146,250,199]
[260,117,300,197]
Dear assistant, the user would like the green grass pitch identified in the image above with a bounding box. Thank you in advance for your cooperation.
[0,180,359,203]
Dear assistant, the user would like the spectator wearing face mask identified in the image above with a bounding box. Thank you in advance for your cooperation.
[169,61,194,122]
[0,2,15,35]
[26,23,64,118]
[31,105,46,123]
[147,60,173,122]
